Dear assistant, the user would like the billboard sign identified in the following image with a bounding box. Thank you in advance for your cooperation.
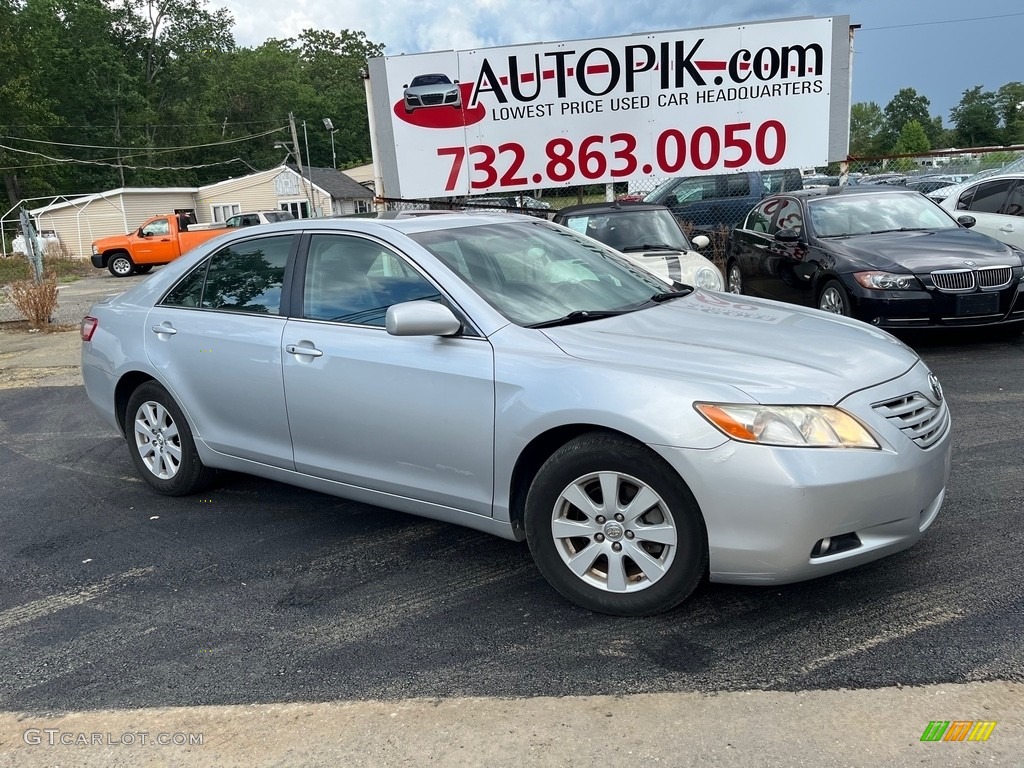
[367,16,851,199]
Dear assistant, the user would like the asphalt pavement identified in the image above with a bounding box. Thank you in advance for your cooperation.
[0,321,1021,765]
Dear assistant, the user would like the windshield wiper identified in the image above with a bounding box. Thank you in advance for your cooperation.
[622,243,678,252]
[868,227,930,234]
[649,286,694,303]
[528,309,635,329]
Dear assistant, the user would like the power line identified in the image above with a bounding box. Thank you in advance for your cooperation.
[862,11,1024,32]
[1,126,287,152]
[0,143,252,171]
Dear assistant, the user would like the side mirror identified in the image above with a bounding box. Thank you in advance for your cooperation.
[386,300,461,337]
[402,84,408,89]
[454,79,460,84]
[138,229,149,237]
[691,234,710,250]
[775,227,801,243]
[957,215,976,229]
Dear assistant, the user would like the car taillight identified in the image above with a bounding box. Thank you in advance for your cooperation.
[81,316,98,341]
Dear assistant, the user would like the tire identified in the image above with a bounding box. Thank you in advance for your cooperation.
[135,265,153,274]
[525,432,708,616]
[726,260,743,295]
[125,381,215,496]
[817,279,852,316]
[108,252,135,277]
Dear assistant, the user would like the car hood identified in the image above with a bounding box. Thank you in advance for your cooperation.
[820,229,1018,273]
[93,232,131,252]
[540,291,919,404]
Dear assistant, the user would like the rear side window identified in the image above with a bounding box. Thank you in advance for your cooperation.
[200,235,295,314]
[722,174,751,197]
[959,179,1014,213]
[162,260,210,308]
[1005,182,1024,217]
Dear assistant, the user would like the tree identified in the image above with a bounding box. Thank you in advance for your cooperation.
[950,86,1002,148]
[880,88,939,151]
[996,81,1024,145]
[894,120,930,154]
[849,101,883,156]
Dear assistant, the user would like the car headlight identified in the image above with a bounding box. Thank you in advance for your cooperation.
[695,266,723,291]
[695,403,880,449]
[853,271,920,290]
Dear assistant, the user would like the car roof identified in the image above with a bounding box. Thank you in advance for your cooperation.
[782,186,918,201]
[554,202,672,217]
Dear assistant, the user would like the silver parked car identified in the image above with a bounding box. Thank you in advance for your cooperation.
[81,213,952,616]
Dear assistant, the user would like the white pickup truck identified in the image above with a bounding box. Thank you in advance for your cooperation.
[188,210,295,231]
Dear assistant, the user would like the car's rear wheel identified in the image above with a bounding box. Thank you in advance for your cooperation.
[125,381,215,496]
[726,261,743,294]
[525,433,707,616]
[108,252,135,277]
[818,279,852,316]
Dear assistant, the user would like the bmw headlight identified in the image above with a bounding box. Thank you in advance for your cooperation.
[854,271,920,290]
[695,403,880,449]
[695,266,723,291]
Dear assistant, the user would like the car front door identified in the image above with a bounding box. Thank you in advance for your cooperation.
[281,232,496,515]
[761,198,816,306]
[955,178,1024,249]
[135,218,180,264]
[733,198,782,297]
[145,233,298,468]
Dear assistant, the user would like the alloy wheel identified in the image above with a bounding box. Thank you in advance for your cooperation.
[134,400,182,479]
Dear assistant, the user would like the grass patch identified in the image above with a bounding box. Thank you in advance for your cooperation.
[0,246,91,289]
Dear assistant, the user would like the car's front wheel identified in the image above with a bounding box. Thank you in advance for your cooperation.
[108,252,135,277]
[525,433,707,616]
[726,261,743,294]
[125,381,215,495]
[818,279,852,316]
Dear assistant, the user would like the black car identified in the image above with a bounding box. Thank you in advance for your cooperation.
[725,187,1024,331]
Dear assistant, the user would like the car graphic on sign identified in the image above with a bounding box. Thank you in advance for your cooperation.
[403,73,462,113]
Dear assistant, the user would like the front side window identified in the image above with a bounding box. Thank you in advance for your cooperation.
[773,199,804,236]
[161,260,209,308]
[141,219,170,237]
[1004,182,1024,217]
[302,234,442,326]
[744,199,781,233]
[200,235,295,315]
[960,179,1013,214]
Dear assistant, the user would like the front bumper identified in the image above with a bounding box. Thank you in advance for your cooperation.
[655,361,952,584]
[844,273,1024,329]
[90,253,105,269]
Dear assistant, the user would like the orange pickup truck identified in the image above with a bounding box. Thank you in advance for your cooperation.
[90,214,228,277]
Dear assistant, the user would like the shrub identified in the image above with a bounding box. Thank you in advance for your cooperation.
[7,271,59,329]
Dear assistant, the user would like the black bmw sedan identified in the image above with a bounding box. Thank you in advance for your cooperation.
[725,187,1024,331]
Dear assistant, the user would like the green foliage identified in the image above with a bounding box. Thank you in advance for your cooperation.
[951,86,1002,148]
[849,101,883,156]
[894,120,930,155]
[996,82,1024,144]
[880,88,939,152]
[1,1,384,204]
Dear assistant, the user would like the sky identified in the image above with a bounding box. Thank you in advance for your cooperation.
[214,0,1021,124]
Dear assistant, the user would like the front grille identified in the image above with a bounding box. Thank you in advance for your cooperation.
[931,269,974,292]
[977,266,1013,288]
[873,392,949,449]
[421,94,444,105]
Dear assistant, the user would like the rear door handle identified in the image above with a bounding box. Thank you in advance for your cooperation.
[151,324,177,335]
[286,343,323,358]
[999,224,1014,232]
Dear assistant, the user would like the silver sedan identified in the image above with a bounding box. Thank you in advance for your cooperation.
[81,213,952,616]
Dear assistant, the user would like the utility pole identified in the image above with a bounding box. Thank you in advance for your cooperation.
[288,112,312,217]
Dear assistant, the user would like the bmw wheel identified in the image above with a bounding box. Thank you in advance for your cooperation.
[126,381,215,495]
[726,261,743,294]
[108,252,135,277]
[818,279,852,316]
[525,433,707,616]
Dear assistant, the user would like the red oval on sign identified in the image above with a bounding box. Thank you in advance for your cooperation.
[393,83,485,129]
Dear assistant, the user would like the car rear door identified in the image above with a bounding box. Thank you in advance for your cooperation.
[281,232,496,515]
[953,178,1024,249]
[145,233,298,468]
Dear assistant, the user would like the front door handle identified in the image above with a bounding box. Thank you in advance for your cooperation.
[151,324,177,335]
[999,224,1014,233]
[286,343,323,358]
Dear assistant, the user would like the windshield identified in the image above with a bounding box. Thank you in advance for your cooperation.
[808,193,958,237]
[409,221,669,326]
[559,208,692,252]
